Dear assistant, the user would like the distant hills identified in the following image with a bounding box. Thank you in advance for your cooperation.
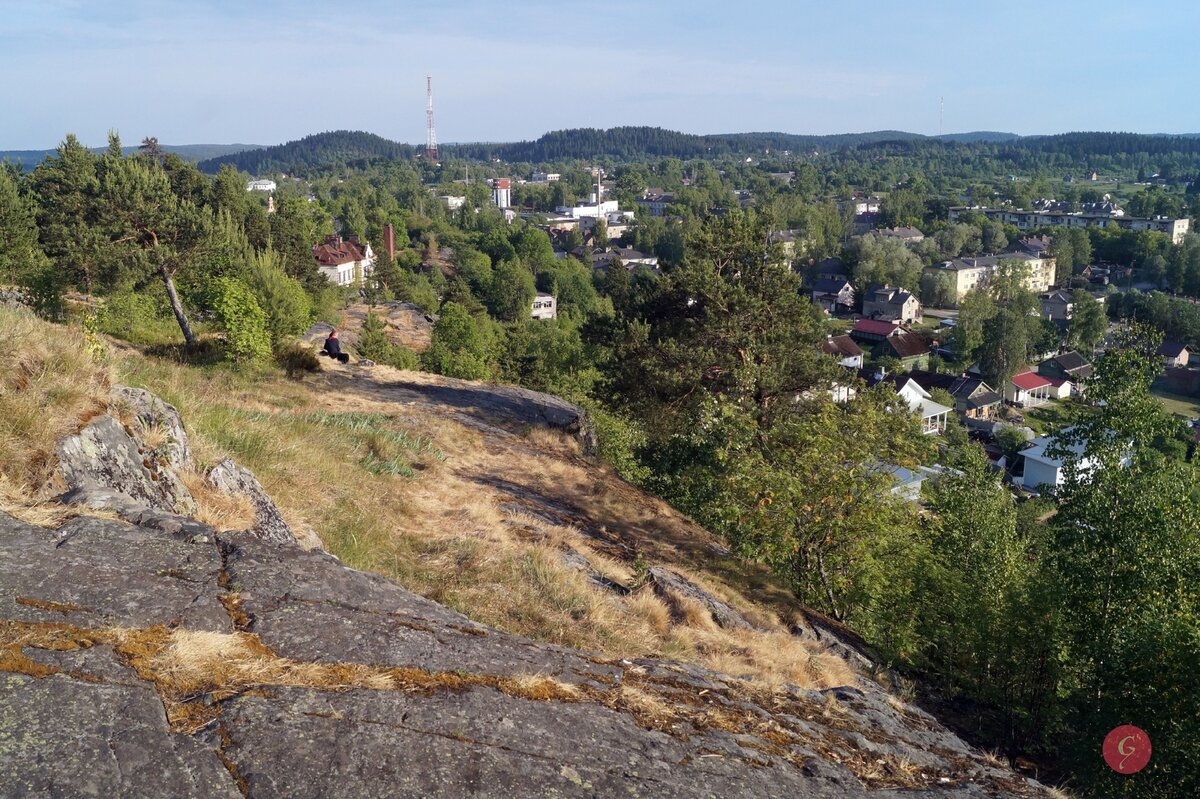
[0,143,263,170]
[10,127,1200,177]
[194,127,1036,175]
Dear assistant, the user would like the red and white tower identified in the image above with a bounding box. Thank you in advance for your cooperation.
[425,74,439,163]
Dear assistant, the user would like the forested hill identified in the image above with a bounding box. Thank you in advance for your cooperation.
[194,126,1200,176]
[197,131,417,174]
[2,142,261,171]
[449,127,936,161]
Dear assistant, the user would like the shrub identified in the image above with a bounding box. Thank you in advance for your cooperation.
[355,309,419,370]
[245,251,312,348]
[212,277,270,362]
[275,342,321,378]
[97,289,180,345]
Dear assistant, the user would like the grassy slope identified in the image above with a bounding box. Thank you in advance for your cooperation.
[1,306,855,691]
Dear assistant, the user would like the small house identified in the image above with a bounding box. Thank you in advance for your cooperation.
[1159,342,1191,369]
[1038,351,1093,385]
[531,293,557,320]
[862,285,922,324]
[811,279,855,314]
[1006,371,1053,407]
[820,335,864,369]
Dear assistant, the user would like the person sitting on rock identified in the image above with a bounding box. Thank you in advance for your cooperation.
[321,329,350,364]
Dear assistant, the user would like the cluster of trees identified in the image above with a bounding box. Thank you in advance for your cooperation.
[1,135,324,355]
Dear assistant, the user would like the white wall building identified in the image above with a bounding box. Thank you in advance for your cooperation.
[531,172,561,183]
[246,179,277,192]
[440,195,467,210]
[492,179,512,209]
[531,293,557,320]
[312,235,375,287]
[555,200,620,220]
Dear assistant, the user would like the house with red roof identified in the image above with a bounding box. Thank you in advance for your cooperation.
[1005,371,1053,407]
[313,234,375,287]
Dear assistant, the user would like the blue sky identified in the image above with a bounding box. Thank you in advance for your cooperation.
[3,0,1199,149]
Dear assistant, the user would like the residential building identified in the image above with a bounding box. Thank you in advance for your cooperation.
[894,378,952,433]
[492,179,512,209]
[1017,429,1114,491]
[1040,289,1074,322]
[949,206,1190,245]
[246,179,276,192]
[635,189,675,217]
[880,330,932,369]
[849,318,903,346]
[923,251,1055,306]
[531,293,557,320]
[906,370,1003,419]
[1045,377,1073,400]
[530,172,561,183]
[862,285,922,324]
[1038,351,1093,384]
[440,195,467,211]
[556,199,622,220]
[820,335,863,369]
[873,226,925,245]
[811,279,855,314]
[588,248,660,271]
[1006,371,1053,407]
[313,235,374,287]
[1159,342,1191,368]
[1018,235,1053,257]
[862,372,950,433]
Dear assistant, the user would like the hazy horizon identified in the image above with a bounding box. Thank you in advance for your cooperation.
[4,0,1199,150]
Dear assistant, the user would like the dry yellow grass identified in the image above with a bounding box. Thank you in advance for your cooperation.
[0,306,111,500]
[1,309,860,696]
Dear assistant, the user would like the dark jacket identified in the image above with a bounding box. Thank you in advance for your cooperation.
[323,335,342,356]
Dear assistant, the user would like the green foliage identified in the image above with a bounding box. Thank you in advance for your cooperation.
[487,258,536,322]
[355,309,419,370]
[212,277,270,362]
[96,289,179,344]
[274,341,321,379]
[420,301,496,380]
[578,400,650,484]
[244,249,312,347]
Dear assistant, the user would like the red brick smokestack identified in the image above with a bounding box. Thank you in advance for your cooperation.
[383,223,395,260]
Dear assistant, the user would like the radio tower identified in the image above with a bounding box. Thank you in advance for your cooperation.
[425,75,439,163]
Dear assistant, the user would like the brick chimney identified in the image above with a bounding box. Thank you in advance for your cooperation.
[383,223,395,260]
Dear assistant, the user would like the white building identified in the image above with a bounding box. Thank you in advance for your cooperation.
[894,378,952,434]
[440,195,467,210]
[555,200,621,220]
[492,179,512,209]
[531,293,557,320]
[246,179,277,192]
[1019,436,1090,491]
[531,172,561,183]
[312,235,374,287]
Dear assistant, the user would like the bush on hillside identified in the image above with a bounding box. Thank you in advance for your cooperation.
[212,278,270,362]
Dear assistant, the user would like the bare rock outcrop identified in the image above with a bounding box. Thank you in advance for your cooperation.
[648,565,758,631]
[0,510,1050,798]
[207,458,295,545]
[58,414,195,516]
[56,386,297,548]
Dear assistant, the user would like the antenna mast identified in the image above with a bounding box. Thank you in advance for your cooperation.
[425,75,439,163]
[939,96,944,137]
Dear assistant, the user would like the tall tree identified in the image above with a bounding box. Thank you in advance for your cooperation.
[99,155,211,346]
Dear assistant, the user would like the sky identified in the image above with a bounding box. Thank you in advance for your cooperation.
[3,0,1200,150]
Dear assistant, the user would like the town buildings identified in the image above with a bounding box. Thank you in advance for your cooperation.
[948,206,1190,245]
[923,251,1055,306]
